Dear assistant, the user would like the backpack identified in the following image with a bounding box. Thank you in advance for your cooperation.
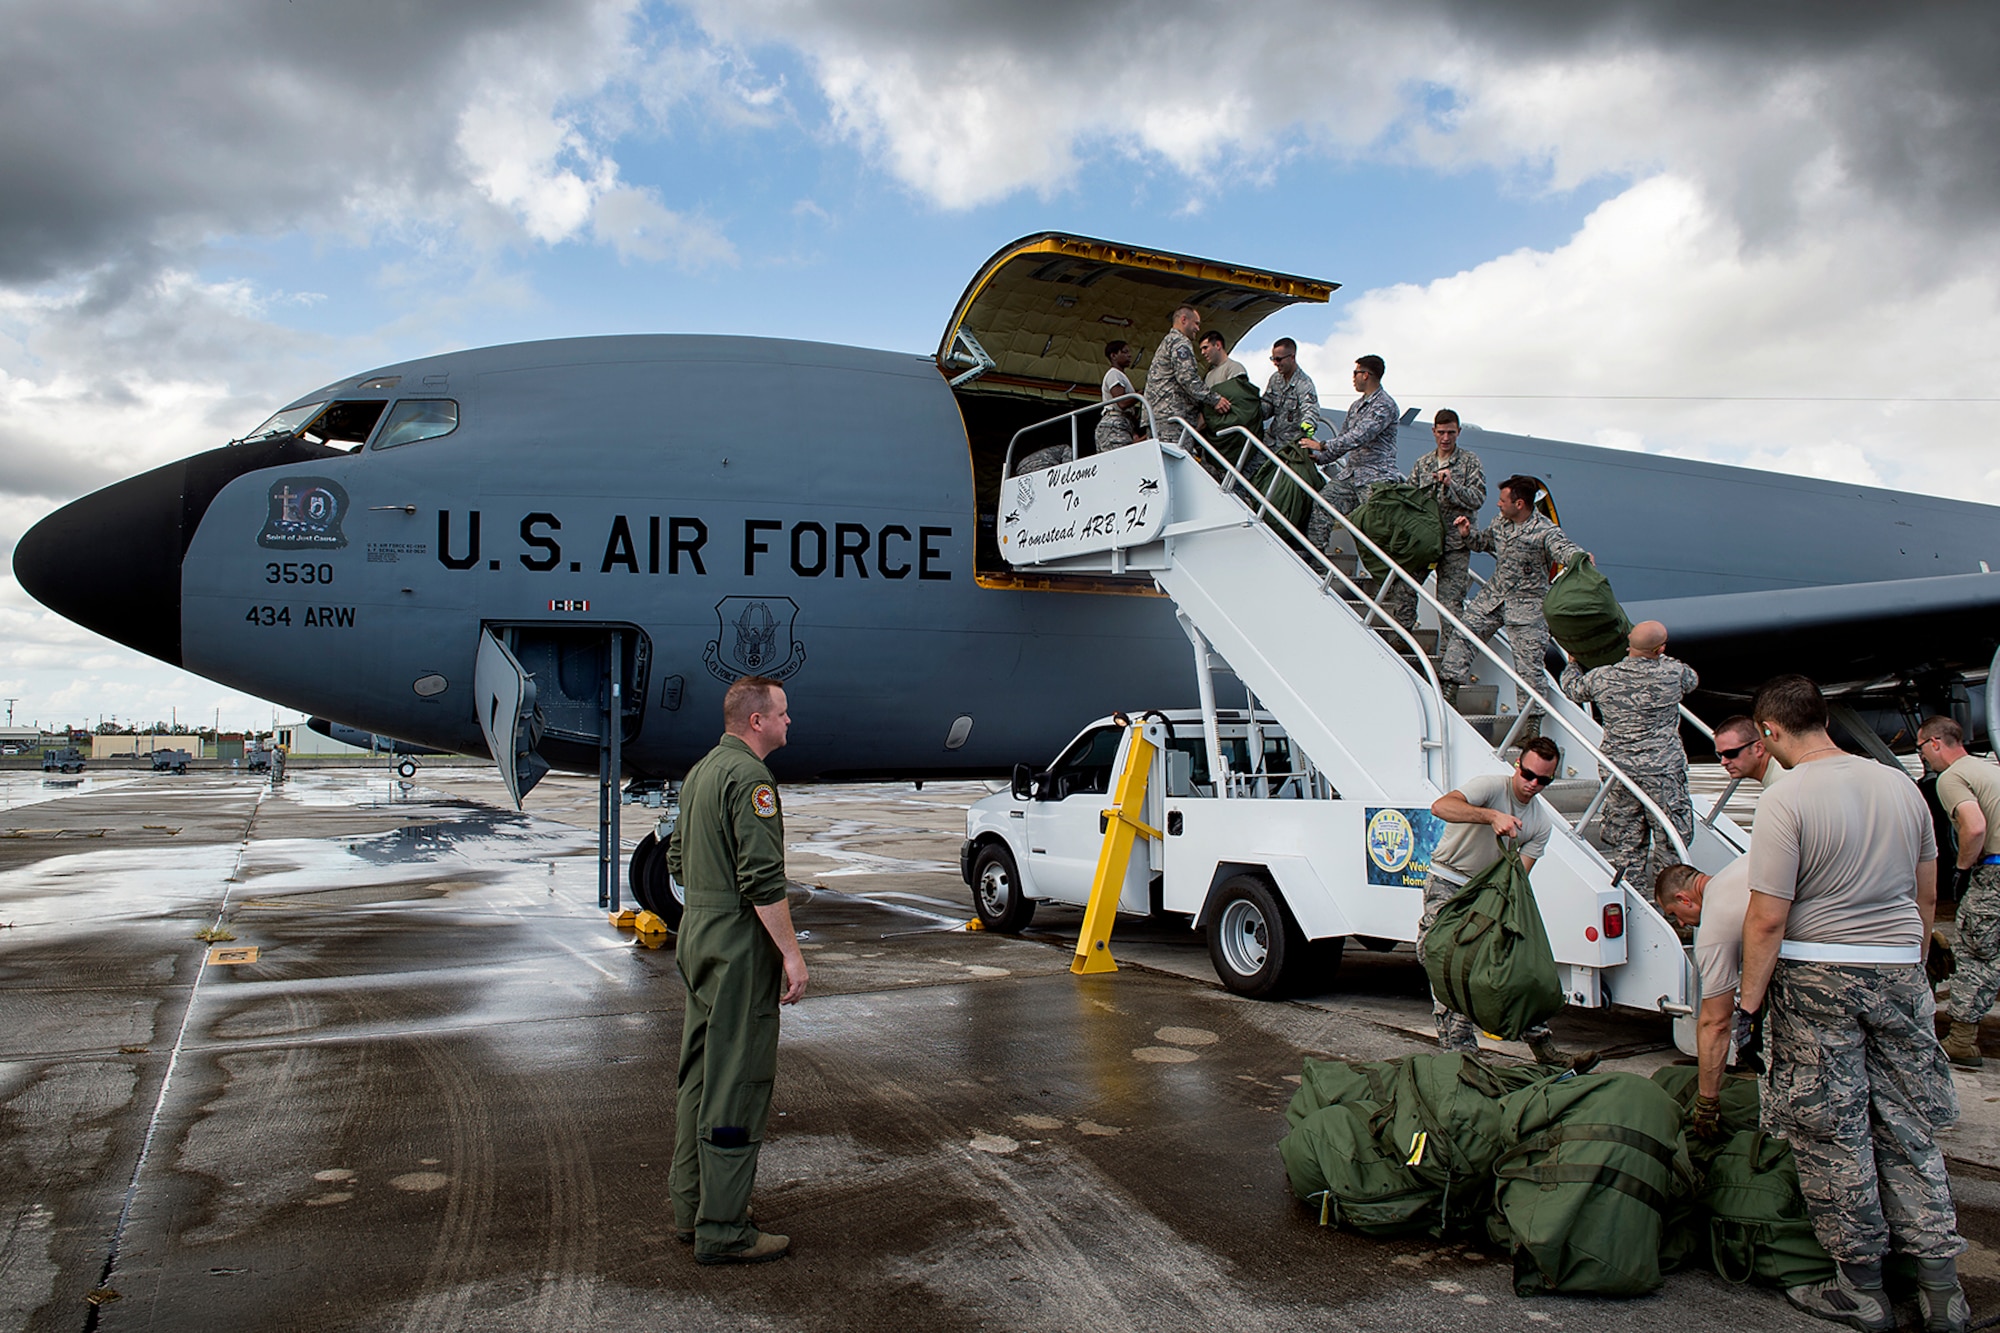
[1542,559,1633,670]
[1490,1072,1697,1296]
[1420,846,1565,1040]
[1353,480,1445,584]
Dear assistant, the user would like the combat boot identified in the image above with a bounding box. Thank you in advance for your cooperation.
[1786,1261,1894,1333]
[1917,1256,1971,1333]
[1527,1034,1600,1074]
[1942,1019,1984,1068]
[695,1229,790,1266]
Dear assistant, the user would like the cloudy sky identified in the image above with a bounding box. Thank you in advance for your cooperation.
[3,0,1997,730]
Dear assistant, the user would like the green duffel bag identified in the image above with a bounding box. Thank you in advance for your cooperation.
[1491,1072,1697,1296]
[1419,846,1565,1041]
[1649,1066,1763,1142]
[1542,559,1633,670]
[1385,1053,1557,1231]
[1704,1130,1836,1288]
[1249,442,1327,543]
[1353,479,1445,585]
[1280,1102,1442,1238]
[1285,1056,1403,1130]
[1207,373,1265,463]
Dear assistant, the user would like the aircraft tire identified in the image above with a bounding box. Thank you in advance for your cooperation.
[1207,874,1304,1000]
[629,833,685,930]
[970,842,1035,933]
[396,757,418,780]
[1354,935,1399,953]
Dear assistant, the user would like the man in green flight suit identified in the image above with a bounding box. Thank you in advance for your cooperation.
[666,674,810,1265]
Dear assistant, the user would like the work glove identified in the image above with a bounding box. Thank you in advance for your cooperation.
[1928,929,1958,987]
[1731,1004,1766,1073]
[1688,1093,1725,1142]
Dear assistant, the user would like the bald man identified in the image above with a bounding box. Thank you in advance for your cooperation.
[1560,621,1699,891]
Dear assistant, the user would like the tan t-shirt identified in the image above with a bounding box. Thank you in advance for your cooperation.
[1694,857,1750,999]
[1430,772,1554,885]
[1747,754,1937,949]
[1937,755,2000,858]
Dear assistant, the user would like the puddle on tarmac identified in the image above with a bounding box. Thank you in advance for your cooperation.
[0,773,135,813]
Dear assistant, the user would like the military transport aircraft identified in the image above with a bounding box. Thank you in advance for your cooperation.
[15,233,2000,811]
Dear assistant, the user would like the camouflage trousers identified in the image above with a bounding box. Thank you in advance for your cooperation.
[1598,768,1694,893]
[1380,543,1471,641]
[1016,443,1072,475]
[1306,477,1377,555]
[1417,871,1552,1052]
[1764,961,1964,1263]
[1946,864,2000,1024]
[1439,608,1551,726]
[1095,406,1135,453]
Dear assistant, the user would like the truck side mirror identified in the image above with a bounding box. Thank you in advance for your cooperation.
[1011,763,1034,801]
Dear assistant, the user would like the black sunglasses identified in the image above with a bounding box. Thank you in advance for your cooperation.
[1516,764,1556,787]
[1716,741,1753,761]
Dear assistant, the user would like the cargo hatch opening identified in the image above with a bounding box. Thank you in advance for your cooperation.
[936,233,1336,586]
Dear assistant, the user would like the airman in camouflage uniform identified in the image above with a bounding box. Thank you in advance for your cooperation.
[1559,621,1697,891]
[1144,305,1231,448]
[1306,355,1400,553]
[1738,675,1966,1333]
[1260,339,1319,451]
[1917,715,2000,1071]
[1438,474,1587,735]
[1381,410,1485,638]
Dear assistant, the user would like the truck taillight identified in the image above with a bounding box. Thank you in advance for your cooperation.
[1602,904,1625,940]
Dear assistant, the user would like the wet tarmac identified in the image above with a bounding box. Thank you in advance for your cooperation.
[4,766,1999,1332]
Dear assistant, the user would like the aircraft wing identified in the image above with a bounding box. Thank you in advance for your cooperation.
[1627,570,2000,700]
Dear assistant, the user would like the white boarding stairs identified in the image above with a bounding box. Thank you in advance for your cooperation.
[997,413,1745,1027]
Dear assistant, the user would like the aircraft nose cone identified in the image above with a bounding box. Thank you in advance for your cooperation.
[13,457,191,667]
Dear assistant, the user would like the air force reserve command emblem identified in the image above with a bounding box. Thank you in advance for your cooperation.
[258,477,350,550]
[751,783,778,819]
[704,596,807,683]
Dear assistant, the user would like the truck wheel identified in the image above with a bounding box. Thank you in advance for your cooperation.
[629,833,685,931]
[971,843,1035,933]
[1207,875,1302,999]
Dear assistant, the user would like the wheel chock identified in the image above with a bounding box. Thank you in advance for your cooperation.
[633,910,670,937]
[964,919,984,932]
[608,909,638,929]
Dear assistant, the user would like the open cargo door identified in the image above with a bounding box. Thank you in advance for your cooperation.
[937,234,1335,582]
[475,626,550,809]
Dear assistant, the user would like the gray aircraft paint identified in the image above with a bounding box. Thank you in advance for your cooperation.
[17,333,2000,781]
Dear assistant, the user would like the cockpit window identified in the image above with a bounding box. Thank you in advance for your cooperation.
[239,401,327,444]
[372,399,460,450]
[305,400,388,446]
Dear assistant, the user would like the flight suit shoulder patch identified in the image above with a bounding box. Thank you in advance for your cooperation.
[751,783,778,818]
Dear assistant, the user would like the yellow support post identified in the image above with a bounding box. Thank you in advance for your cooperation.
[1072,723,1162,976]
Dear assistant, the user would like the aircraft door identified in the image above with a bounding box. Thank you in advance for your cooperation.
[475,627,551,809]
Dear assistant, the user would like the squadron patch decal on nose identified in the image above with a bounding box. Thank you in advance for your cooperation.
[703,596,807,683]
[259,477,350,550]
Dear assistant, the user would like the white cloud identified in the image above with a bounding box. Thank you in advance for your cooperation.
[1293,174,2000,500]
[590,186,737,267]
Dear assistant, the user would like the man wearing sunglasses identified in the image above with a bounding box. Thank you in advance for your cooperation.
[1713,714,1794,789]
[1421,736,1596,1070]
[1917,715,2000,1071]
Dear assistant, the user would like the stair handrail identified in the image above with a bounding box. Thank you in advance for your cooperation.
[1185,420,1692,872]
[1003,393,1156,479]
[1164,419,1453,790]
[1466,561,1745,857]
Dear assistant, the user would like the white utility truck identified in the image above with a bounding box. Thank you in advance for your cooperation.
[960,709,1630,1000]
